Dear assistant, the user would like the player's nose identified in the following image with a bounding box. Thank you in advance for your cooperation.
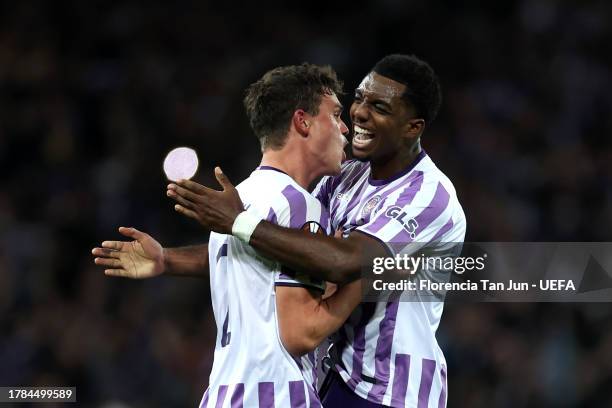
[340,119,349,135]
[350,101,369,124]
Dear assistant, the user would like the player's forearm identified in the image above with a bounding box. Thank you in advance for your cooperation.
[163,244,209,277]
[249,222,360,283]
[307,280,362,345]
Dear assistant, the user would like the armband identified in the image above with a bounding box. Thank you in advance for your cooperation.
[231,211,262,243]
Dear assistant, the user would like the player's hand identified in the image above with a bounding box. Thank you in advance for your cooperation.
[91,227,165,278]
[167,166,244,234]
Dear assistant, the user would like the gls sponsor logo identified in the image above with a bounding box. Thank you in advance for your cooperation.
[385,206,418,239]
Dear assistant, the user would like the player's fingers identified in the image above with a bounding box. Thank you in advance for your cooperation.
[92,247,121,258]
[176,179,212,195]
[167,191,196,210]
[215,167,235,191]
[167,184,200,202]
[104,268,128,277]
[118,226,145,240]
[101,241,124,250]
[95,257,123,268]
[174,204,199,220]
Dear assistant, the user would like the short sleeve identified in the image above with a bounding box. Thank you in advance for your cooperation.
[274,266,326,292]
[263,183,329,290]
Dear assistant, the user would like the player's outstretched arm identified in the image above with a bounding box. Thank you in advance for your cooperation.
[167,167,386,283]
[92,227,209,278]
[276,280,362,356]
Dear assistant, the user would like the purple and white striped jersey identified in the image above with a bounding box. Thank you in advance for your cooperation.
[201,166,329,408]
[313,151,466,407]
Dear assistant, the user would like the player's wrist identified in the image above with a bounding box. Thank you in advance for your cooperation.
[159,247,170,276]
[232,211,262,243]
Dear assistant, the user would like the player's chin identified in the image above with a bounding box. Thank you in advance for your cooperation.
[352,145,371,162]
[327,161,342,175]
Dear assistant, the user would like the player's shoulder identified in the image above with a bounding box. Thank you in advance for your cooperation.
[417,154,459,199]
[418,155,466,228]
[240,167,321,209]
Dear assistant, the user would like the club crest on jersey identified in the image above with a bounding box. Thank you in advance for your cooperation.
[385,206,418,239]
[360,195,382,217]
[301,221,326,235]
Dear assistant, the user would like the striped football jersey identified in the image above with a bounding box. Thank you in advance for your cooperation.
[201,166,329,408]
[314,151,466,407]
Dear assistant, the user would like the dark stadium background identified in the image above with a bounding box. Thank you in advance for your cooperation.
[1,1,611,406]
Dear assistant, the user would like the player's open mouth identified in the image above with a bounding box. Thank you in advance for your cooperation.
[352,125,375,149]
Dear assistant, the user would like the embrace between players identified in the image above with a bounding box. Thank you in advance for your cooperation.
[92,55,465,408]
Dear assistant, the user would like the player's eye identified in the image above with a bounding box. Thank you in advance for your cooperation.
[374,104,389,114]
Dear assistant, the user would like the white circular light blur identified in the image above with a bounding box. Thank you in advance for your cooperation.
[163,147,199,181]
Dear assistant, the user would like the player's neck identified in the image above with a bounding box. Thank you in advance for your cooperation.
[370,142,422,181]
[260,148,314,190]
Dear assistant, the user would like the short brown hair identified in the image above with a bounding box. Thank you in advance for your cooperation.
[243,63,343,151]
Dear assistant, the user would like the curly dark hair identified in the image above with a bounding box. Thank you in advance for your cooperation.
[244,63,343,151]
[372,54,442,124]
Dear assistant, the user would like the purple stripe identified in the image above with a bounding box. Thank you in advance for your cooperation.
[337,177,370,227]
[216,243,228,263]
[266,207,278,224]
[319,207,330,233]
[430,217,453,242]
[391,182,450,244]
[365,171,424,235]
[366,301,401,401]
[258,382,274,408]
[349,303,376,385]
[331,164,370,217]
[215,385,228,408]
[230,384,244,408]
[438,366,447,408]
[306,382,322,408]
[417,359,436,408]
[282,185,307,228]
[289,380,306,408]
[200,389,209,408]
[314,176,334,209]
[391,354,411,407]
[339,162,369,194]
[319,161,356,210]
[308,351,317,393]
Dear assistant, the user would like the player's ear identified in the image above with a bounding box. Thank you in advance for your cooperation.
[293,109,310,137]
[402,118,425,141]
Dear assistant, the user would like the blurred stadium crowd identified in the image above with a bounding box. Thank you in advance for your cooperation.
[1,0,611,406]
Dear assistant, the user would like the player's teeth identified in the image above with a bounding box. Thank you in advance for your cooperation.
[354,125,372,135]
[354,133,373,141]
